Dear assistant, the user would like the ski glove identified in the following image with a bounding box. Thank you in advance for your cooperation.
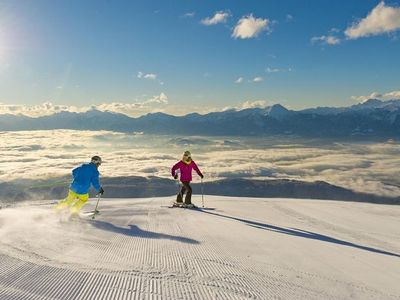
[174,175,178,180]
[98,187,105,195]
[200,174,204,179]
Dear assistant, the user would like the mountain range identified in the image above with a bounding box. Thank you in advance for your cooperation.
[1,99,399,137]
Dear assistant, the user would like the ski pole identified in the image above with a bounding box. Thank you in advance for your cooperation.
[201,178,204,208]
[92,194,101,220]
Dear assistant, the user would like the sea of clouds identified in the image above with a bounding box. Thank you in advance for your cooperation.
[0,130,399,197]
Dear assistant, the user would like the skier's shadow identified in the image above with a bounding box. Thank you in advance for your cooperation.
[92,220,199,245]
[197,210,400,258]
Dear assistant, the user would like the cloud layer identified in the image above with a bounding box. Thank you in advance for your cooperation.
[1,130,399,198]
[351,90,400,102]
[0,102,83,117]
[0,93,169,117]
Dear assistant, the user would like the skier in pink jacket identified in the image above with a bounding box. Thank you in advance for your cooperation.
[171,150,204,207]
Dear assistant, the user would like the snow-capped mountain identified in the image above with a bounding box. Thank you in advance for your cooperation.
[301,98,400,115]
[0,99,399,137]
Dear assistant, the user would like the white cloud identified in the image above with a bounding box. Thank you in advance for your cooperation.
[182,12,195,18]
[266,67,293,73]
[149,92,168,103]
[266,67,280,73]
[265,67,293,73]
[144,74,157,80]
[325,36,341,45]
[221,100,272,111]
[238,100,268,109]
[232,14,270,39]
[311,35,341,45]
[137,71,164,85]
[252,76,264,82]
[96,103,143,113]
[201,10,230,25]
[137,72,157,80]
[351,90,400,102]
[235,77,244,83]
[345,2,400,39]
[286,14,293,22]
[351,92,382,102]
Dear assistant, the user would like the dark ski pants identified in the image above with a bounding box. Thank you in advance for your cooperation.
[177,181,192,204]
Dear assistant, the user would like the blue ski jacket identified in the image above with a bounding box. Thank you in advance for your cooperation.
[70,163,101,194]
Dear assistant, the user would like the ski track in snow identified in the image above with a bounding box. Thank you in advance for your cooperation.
[0,196,399,299]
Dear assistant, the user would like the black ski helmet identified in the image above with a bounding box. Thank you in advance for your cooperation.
[91,155,102,165]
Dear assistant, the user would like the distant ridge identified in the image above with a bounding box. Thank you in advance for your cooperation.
[1,99,400,137]
[1,176,398,205]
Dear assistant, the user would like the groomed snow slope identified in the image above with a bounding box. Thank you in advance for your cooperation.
[0,196,399,299]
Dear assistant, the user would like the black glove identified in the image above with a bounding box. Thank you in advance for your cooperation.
[174,175,178,180]
[98,187,104,195]
[200,173,204,179]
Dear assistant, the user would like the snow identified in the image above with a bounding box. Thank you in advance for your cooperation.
[0,195,399,299]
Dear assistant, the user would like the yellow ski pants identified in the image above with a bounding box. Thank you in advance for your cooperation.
[56,189,89,213]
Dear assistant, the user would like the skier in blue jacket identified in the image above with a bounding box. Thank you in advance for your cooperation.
[56,156,104,213]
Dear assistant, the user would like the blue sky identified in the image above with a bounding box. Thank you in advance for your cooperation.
[0,0,399,116]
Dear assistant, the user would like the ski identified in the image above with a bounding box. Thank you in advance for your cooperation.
[80,210,100,217]
[162,202,196,209]
[161,204,215,211]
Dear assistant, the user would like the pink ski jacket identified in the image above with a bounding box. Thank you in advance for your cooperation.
[171,160,202,182]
